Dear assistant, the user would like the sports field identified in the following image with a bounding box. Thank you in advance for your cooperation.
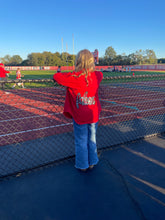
[7,69,165,80]
[8,70,55,80]
[4,69,165,89]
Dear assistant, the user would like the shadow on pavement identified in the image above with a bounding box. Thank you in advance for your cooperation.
[0,134,165,220]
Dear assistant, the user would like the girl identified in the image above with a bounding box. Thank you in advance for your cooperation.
[12,68,25,88]
[53,49,103,171]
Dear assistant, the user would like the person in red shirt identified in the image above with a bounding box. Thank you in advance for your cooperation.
[0,63,10,80]
[53,49,103,171]
[12,68,25,88]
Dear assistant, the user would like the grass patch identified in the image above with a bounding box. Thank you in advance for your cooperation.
[102,70,165,77]
[3,70,55,89]
[102,71,165,84]
[8,70,55,80]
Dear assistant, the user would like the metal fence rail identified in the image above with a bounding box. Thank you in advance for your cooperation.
[0,75,165,178]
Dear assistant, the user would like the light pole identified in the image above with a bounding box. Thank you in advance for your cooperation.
[72,34,75,71]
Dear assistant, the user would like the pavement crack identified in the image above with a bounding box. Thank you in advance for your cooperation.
[102,157,147,220]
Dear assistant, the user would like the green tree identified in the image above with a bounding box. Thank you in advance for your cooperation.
[144,49,157,64]
[9,55,23,65]
[96,57,105,65]
[67,54,76,66]
[37,53,45,66]
[54,52,61,58]
[134,49,145,64]
[105,46,117,60]
[20,59,29,66]
[128,53,138,65]
[27,53,38,66]
[0,55,11,65]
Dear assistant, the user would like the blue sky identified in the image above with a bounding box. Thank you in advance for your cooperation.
[1,0,165,60]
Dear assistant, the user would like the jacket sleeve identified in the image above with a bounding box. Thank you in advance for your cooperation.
[0,68,10,77]
[5,70,10,74]
[53,72,81,88]
[100,71,103,82]
[97,71,103,84]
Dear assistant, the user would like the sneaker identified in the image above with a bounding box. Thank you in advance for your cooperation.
[79,168,88,172]
[89,165,94,169]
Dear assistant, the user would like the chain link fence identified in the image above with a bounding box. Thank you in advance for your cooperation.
[0,74,165,178]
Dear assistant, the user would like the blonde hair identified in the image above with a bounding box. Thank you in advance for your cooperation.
[74,49,95,85]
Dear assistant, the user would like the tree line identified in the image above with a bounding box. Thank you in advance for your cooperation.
[0,46,164,66]
[100,47,161,65]
[0,52,76,67]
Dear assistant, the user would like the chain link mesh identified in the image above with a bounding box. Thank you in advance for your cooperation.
[0,75,165,178]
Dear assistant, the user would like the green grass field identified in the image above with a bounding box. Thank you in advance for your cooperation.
[8,70,165,80]
[8,70,55,80]
[3,70,55,89]
[2,70,165,89]
[101,71,165,84]
[102,70,165,77]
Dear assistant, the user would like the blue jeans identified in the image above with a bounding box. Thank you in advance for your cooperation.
[73,119,99,169]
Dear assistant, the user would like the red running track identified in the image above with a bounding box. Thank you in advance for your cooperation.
[0,80,165,146]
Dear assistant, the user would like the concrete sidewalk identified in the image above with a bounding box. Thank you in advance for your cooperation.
[0,134,165,220]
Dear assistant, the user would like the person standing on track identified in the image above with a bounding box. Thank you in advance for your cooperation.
[53,49,103,171]
[12,68,25,88]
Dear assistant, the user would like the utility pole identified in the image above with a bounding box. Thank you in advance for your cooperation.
[61,37,63,61]
[66,43,68,70]
[72,34,74,70]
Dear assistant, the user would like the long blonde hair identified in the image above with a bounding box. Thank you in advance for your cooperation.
[74,49,95,85]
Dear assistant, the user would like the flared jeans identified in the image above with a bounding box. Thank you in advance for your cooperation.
[73,119,99,169]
